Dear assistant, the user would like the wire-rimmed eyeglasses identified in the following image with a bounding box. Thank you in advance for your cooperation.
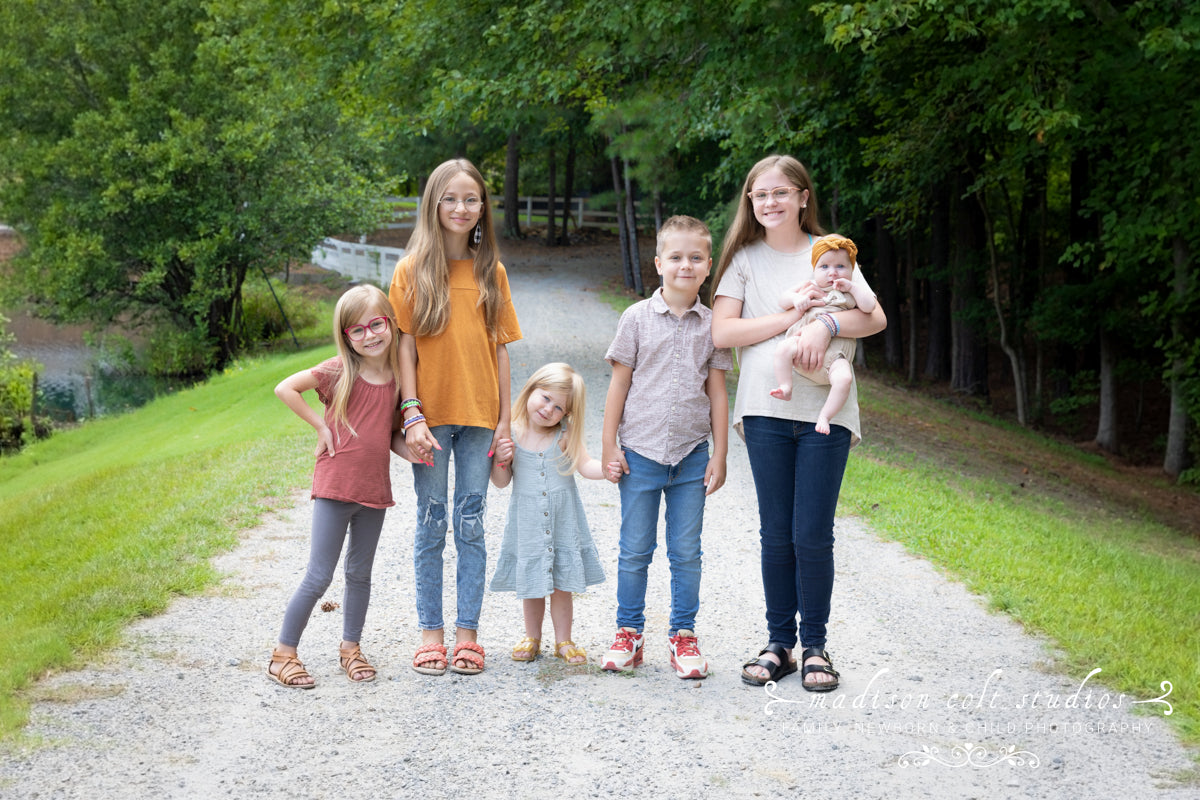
[438,196,482,211]
[747,187,804,204]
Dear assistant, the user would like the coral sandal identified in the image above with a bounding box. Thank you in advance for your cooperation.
[511,637,541,662]
[554,640,587,665]
[449,641,485,674]
[339,645,377,683]
[412,642,448,676]
[267,650,316,689]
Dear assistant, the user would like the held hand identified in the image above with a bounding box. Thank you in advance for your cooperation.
[795,318,833,373]
[704,457,727,496]
[602,445,628,483]
[605,459,627,483]
[492,437,515,470]
[391,432,422,464]
[407,421,440,466]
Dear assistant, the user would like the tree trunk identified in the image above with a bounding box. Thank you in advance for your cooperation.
[1164,234,1194,478]
[924,185,952,381]
[951,177,989,397]
[1095,328,1118,452]
[906,234,918,383]
[874,215,902,369]
[622,156,643,296]
[980,192,1028,425]
[611,152,634,291]
[503,131,520,239]
[559,125,575,245]
[545,140,557,246]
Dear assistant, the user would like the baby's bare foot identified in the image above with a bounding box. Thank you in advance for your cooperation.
[770,386,792,401]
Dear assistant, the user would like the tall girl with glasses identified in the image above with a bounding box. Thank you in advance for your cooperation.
[268,285,405,688]
[389,158,522,676]
[710,155,886,692]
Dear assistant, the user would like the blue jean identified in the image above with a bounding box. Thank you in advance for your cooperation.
[412,425,494,631]
[615,443,708,634]
[741,416,850,651]
[279,499,386,647]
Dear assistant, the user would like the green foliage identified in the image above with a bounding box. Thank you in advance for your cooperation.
[237,275,322,350]
[0,0,388,371]
[0,313,41,452]
[143,325,216,378]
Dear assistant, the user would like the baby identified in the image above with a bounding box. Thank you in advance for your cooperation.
[770,234,877,433]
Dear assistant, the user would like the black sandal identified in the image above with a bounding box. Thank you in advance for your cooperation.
[800,646,840,693]
[740,643,798,686]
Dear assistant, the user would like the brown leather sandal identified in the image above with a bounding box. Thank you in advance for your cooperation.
[339,644,377,683]
[267,649,316,689]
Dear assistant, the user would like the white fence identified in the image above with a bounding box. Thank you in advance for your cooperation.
[310,238,405,287]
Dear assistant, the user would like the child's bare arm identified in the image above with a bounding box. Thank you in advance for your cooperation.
[275,368,334,457]
[602,362,633,482]
[704,367,729,495]
[396,332,438,465]
[576,446,606,481]
[492,343,512,456]
[846,279,877,314]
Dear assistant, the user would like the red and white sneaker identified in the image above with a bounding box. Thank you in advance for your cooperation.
[601,627,644,671]
[668,630,709,679]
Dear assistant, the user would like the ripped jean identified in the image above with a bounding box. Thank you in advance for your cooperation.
[411,425,493,631]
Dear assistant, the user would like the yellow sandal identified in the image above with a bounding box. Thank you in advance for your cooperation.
[511,636,541,662]
[554,640,587,665]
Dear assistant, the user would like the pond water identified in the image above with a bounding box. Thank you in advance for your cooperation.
[5,310,184,422]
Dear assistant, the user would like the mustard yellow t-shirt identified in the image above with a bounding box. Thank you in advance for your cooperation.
[389,257,522,429]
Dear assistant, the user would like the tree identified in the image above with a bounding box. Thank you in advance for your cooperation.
[0,0,386,370]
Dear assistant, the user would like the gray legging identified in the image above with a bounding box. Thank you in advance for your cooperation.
[278,499,386,647]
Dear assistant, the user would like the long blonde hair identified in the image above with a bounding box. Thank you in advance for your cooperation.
[512,362,588,476]
[711,154,826,303]
[403,158,505,339]
[324,285,402,439]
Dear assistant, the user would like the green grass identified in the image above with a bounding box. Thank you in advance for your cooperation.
[0,346,333,736]
[840,402,1200,747]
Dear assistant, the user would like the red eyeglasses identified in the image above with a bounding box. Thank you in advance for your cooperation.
[343,316,390,341]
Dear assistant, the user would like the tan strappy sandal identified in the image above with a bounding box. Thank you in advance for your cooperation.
[267,649,316,689]
[338,644,377,683]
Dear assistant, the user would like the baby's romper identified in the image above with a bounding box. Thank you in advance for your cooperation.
[490,430,605,599]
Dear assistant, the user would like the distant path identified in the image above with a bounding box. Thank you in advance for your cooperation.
[0,240,1193,799]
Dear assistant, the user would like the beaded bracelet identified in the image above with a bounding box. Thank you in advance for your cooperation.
[400,398,422,412]
[402,413,426,431]
[817,314,837,338]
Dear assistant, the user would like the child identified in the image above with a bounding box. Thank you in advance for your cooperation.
[601,215,732,679]
[770,234,877,434]
[267,285,403,688]
[389,158,522,677]
[488,363,606,664]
